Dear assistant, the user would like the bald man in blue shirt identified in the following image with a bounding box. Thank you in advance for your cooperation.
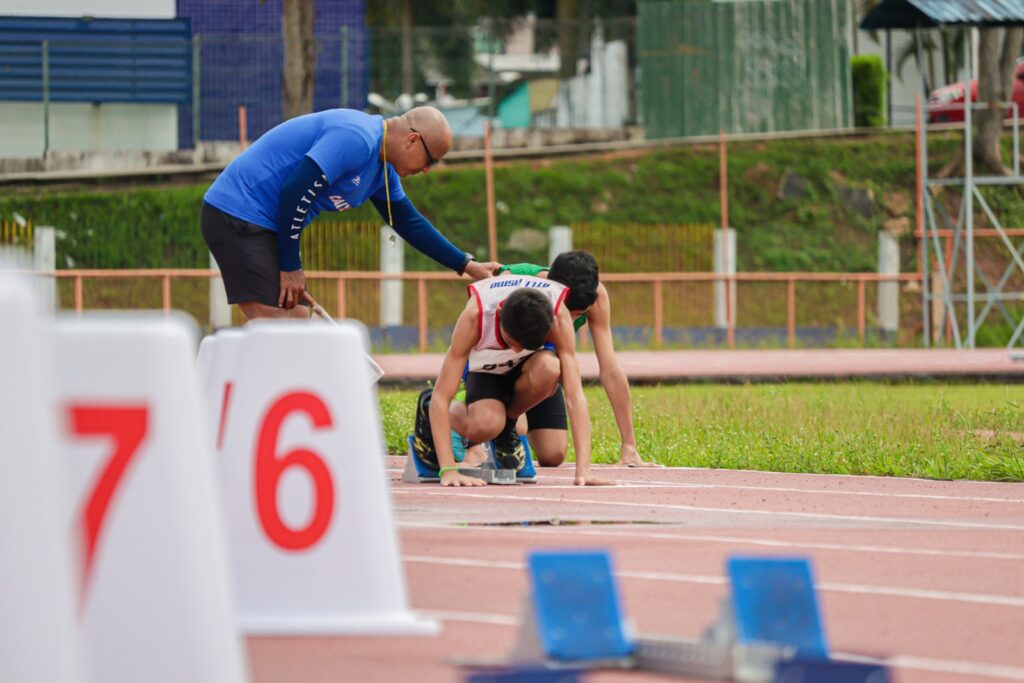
[202,106,500,319]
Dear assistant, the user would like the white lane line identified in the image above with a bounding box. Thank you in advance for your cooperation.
[419,609,518,627]
[404,555,1024,607]
[418,608,1024,680]
[883,655,1024,681]
[391,489,1024,531]
[398,520,1024,561]
[386,466,1024,504]
[536,472,1024,504]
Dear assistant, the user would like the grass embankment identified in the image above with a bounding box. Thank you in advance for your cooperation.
[379,383,1024,482]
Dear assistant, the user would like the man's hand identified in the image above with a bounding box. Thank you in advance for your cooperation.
[619,444,663,468]
[278,269,306,309]
[464,260,502,280]
[574,472,615,486]
[441,470,487,487]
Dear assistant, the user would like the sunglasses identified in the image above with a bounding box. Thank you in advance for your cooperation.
[409,126,439,167]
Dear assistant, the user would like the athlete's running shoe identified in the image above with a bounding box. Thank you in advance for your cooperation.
[411,388,438,469]
[492,418,525,471]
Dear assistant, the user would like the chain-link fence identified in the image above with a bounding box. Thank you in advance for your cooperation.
[2,6,878,158]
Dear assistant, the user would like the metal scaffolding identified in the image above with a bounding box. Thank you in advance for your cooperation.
[918,36,1024,349]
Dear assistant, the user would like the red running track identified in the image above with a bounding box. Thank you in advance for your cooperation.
[247,458,1024,683]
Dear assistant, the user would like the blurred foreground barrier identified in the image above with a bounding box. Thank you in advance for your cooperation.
[211,320,437,634]
[0,273,84,683]
[53,313,248,683]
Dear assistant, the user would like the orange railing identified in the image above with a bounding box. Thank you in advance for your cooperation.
[38,269,923,351]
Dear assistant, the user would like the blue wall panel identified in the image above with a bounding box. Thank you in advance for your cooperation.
[176,0,367,148]
[0,16,191,104]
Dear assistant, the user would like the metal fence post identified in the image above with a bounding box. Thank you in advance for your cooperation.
[42,40,50,157]
[340,25,350,109]
[192,34,201,146]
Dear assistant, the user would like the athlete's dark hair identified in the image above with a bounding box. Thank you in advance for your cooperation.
[548,250,599,311]
[501,289,554,350]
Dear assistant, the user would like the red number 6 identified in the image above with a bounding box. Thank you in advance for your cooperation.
[255,391,335,551]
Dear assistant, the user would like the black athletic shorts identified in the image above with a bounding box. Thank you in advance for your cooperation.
[201,202,306,308]
[464,358,568,432]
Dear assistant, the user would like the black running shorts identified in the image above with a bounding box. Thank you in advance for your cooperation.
[464,357,568,432]
[201,202,305,308]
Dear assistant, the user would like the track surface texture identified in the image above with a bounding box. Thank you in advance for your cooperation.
[247,458,1024,683]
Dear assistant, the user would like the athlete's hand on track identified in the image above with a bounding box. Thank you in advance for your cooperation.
[441,470,487,487]
[464,260,502,280]
[574,472,615,486]
[279,269,306,309]
[619,444,664,468]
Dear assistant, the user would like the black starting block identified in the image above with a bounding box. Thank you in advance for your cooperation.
[462,550,892,682]
[403,434,537,484]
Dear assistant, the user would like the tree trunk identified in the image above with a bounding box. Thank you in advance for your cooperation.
[400,0,415,97]
[282,0,316,120]
[975,28,1023,174]
[557,0,579,79]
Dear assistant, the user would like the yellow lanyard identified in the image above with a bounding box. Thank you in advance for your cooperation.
[381,119,394,227]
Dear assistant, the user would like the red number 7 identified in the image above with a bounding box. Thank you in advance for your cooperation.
[67,405,149,595]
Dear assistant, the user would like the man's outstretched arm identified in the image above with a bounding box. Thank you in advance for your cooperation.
[370,196,500,280]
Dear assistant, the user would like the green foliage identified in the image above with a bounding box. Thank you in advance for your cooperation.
[4,129,1010,278]
[851,55,887,128]
[378,382,1024,481]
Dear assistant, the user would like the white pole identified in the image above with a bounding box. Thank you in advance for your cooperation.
[714,228,736,328]
[33,226,56,312]
[548,225,573,265]
[380,225,404,326]
[209,253,231,329]
[877,231,900,334]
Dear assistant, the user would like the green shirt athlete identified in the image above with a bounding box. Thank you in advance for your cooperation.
[501,263,588,332]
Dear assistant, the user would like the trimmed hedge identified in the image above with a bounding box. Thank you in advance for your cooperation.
[851,55,887,128]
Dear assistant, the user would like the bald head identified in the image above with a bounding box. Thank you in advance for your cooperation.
[403,106,452,157]
[384,106,452,177]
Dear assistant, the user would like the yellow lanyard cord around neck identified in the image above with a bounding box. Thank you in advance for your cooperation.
[381,119,394,227]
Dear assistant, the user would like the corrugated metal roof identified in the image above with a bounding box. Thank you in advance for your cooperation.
[861,0,1024,30]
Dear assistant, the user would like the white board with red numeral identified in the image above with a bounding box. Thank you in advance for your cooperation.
[0,274,85,683]
[217,320,436,634]
[53,313,249,683]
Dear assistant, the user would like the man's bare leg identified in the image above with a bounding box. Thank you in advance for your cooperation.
[239,301,308,320]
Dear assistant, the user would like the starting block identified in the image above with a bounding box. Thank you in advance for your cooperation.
[466,668,582,682]
[474,551,890,683]
[403,433,537,484]
[774,660,892,683]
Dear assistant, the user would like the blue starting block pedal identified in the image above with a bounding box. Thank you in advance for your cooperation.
[506,550,633,669]
[727,556,829,660]
[488,434,538,483]
[774,659,892,683]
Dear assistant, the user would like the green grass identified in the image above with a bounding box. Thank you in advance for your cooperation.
[379,382,1024,482]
